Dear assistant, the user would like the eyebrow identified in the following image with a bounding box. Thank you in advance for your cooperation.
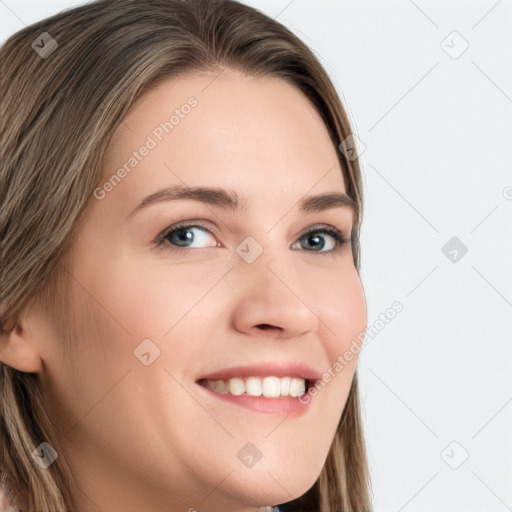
[128,185,357,217]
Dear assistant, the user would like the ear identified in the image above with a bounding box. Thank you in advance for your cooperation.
[0,314,43,373]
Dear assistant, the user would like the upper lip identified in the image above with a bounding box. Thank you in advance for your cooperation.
[196,362,322,382]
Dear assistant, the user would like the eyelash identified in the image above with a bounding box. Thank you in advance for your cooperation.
[155,221,350,256]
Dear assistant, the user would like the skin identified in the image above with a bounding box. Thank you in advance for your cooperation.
[0,68,367,512]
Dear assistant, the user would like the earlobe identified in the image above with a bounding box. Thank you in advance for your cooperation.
[0,319,43,374]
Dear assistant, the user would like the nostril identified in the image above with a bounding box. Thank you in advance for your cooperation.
[256,324,278,330]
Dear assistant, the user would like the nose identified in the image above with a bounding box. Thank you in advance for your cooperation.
[229,250,320,340]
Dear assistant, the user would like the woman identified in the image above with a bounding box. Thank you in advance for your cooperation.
[0,0,372,510]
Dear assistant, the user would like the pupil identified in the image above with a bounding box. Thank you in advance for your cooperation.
[176,229,193,245]
[307,234,323,250]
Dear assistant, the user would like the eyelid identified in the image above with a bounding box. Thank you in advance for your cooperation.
[154,219,219,247]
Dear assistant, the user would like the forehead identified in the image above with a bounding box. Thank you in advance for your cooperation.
[101,69,348,216]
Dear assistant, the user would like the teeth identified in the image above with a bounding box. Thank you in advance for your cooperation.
[262,376,280,398]
[204,376,306,398]
[211,379,229,394]
[246,377,262,396]
[229,377,245,396]
[280,377,290,397]
[289,378,306,397]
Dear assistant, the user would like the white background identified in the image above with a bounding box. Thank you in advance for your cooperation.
[1,1,511,510]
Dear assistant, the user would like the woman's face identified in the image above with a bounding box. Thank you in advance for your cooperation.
[34,69,367,511]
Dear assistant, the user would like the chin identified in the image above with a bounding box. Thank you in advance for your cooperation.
[215,458,322,508]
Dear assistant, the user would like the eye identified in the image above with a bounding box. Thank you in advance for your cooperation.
[157,221,218,251]
[155,221,350,255]
[291,225,349,255]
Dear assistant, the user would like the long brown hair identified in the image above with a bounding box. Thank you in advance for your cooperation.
[0,1,372,510]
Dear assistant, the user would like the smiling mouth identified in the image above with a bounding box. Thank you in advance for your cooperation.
[196,376,314,398]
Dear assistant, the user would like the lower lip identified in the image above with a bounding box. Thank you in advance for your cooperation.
[196,383,312,415]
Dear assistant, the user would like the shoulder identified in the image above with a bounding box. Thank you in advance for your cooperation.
[0,482,19,512]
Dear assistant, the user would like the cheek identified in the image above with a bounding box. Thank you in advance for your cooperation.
[78,249,231,339]
[319,269,367,359]
[299,268,365,424]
